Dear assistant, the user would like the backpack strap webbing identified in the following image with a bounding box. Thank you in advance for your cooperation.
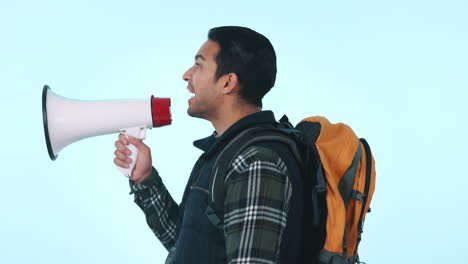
[352,138,374,262]
[206,125,302,230]
[339,143,363,257]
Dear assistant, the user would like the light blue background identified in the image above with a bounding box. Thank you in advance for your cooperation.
[1,0,467,263]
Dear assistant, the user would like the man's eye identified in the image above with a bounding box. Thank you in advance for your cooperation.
[195,63,201,68]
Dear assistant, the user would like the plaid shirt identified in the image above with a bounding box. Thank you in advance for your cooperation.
[130,145,292,264]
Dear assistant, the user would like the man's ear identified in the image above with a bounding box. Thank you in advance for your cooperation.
[221,73,239,94]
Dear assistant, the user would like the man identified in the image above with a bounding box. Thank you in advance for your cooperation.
[113,26,304,263]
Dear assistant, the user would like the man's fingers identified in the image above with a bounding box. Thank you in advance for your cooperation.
[117,135,143,151]
[114,141,131,154]
[118,133,128,145]
[114,149,131,162]
[114,157,130,168]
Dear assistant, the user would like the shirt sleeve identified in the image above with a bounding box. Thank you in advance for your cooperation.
[129,167,179,250]
[224,146,293,264]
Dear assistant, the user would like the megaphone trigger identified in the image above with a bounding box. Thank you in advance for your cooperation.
[118,126,147,178]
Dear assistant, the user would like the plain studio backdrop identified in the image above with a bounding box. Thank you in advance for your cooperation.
[1,0,467,263]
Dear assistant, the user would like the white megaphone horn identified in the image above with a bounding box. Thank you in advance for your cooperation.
[42,85,171,177]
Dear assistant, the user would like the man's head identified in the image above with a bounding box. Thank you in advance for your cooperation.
[208,26,277,108]
[183,26,276,121]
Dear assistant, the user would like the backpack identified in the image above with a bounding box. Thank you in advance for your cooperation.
[205,115,376,264]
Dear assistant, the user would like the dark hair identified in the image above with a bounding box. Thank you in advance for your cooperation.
[208,26,277,107]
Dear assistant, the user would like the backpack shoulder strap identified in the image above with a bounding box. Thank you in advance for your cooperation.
[352,138,375,262]
[206,123,301,230]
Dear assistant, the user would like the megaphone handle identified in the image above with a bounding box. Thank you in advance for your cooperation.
[117,126,147,178]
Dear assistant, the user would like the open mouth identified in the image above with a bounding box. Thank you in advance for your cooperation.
[187,84,195,94]
[187,85,195,103]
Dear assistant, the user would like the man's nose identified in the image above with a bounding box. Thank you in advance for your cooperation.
[182,66,193,82]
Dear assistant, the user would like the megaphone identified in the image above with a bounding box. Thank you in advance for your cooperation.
[42,85,171,177]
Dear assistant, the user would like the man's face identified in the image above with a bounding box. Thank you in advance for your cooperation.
[183,40,224,120]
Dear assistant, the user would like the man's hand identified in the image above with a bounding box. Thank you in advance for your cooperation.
[114,134,152,184]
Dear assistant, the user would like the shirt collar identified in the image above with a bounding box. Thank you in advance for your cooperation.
[193,110,277,154]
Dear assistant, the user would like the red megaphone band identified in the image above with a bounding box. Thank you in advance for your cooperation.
[151,96,172,127]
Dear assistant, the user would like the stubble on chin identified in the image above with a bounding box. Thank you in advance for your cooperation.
[187,106,200,119]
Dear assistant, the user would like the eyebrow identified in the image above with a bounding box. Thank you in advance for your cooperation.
[195,54,206,61]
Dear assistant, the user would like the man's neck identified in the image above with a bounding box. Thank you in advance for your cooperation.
[211,104,261,136]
